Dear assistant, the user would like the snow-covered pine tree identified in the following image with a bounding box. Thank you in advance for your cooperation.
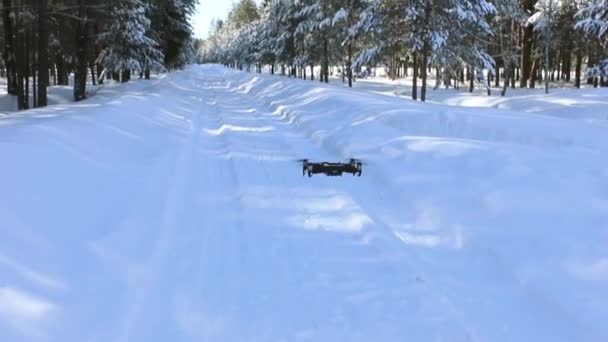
[219,0,263,70]
[149,0,197,70]
[256,4,279,73]
[528,0,562,92]
[519,0,536,88]
[235,21,261,71]
[268,0,298,76]
[433,0,496,93]
[493,0,526,95]
[575,0,608,84]
[97,0,164,83]
[352,0,410,82]
[295,0,323,80]
[295,0,346,82]
[229,0,261,28]
[407,0,451,101]
[258,0,278,74]
[331,0,364,87]
[461,0,496,92]
[575,0,608,40]
[74,0,89,101]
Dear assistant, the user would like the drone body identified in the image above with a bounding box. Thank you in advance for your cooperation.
[301,159,363,177]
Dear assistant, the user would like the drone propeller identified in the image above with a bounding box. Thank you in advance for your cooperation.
[347,158,369,165]
[293,159,313,176]
[291,158,309,164]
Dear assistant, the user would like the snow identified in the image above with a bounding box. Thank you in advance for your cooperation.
[1,64,607,341]
[0,82,96,113]
[341,74,608,124]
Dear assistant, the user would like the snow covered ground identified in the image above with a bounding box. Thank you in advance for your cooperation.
[337,74,608,124]
[1,64,607,341]
[0,77,158,114]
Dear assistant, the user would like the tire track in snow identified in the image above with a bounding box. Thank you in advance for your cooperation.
[112,75,205,342]
[173,75,251,340]
[203,75,302,339]
[206,70,479,341]
[218,69,591,341]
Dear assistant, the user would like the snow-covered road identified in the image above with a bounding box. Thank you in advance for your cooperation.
[1,65,607,341]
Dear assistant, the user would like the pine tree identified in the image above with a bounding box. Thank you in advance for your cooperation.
[493,0,525,95]
[149,0,196,70]
[575,0,608,83]
[229,0,261,28]
[96,0,165,83]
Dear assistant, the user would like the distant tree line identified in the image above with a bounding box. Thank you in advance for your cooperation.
[1,0,197,111]
[201,0,608,101]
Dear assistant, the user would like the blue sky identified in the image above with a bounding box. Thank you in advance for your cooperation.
[191,0,262,39]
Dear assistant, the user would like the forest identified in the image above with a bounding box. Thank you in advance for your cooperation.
[200,0,608,100]
[0,0,196,111]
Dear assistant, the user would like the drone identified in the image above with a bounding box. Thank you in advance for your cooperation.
[300,159,364,177]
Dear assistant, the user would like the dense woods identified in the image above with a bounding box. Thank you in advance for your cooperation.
[0,0,197,110]
[201,0,608,101]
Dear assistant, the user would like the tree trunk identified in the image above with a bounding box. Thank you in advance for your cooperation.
[37,0,49,107]
[17,26,28,110]
[420,1,433,102]
[390,51,396,80]
[33,65,37,108]
[501,65,510,97]
[74,0,88,101]
[565,55,571,82]
[412,53,418,100]
[495,62,500,87]
[574,52,582,88]
[121,69,131,83]
[25,30,30,108]
[144,68,150,80]
[469,67,474,92]
[56,55,67,85]
[323,38,329,83]
[487,73,492,96]
[347,41,353,88]
[29,8,36,108]
[30,22,36,108]
[520,0,535,88]
[90,64,97,86]
[421,44,429,102]
[435,67,441,89]
[3,0,17,95]
[510,67,515,88]
[310,64,314,81]
[530,58,539,88]
[587,51,596,84]
[96,64,104,84]
[17,31,25,109]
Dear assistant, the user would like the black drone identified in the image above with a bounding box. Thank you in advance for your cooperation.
[300,159,364,177]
